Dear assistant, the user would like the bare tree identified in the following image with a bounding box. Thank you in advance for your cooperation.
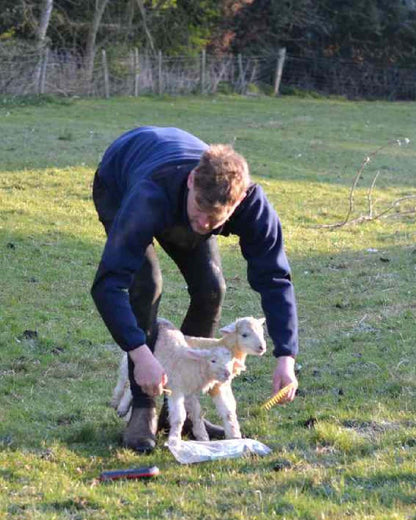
[34,0,54,91]
[135,0,156,55]
[125,0,136,35]
[84,0,110,87]
[35,0,54,47]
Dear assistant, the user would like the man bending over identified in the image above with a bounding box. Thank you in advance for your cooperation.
[91,126,298,453]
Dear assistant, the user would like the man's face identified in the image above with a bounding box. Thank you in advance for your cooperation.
[186,171,242,235]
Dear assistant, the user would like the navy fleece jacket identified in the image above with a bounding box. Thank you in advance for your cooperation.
[91,126,298,358]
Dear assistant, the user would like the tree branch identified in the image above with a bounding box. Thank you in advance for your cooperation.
[135,0,156,55]
[314,139,412,229]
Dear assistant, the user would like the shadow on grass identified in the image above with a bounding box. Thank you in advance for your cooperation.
[1,226,415,466]
[0,96,414,192]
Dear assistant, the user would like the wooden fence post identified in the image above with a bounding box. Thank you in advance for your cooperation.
[134,48,140,97]
[249,58,258,85]
[129,50,134,95]
[38,47,49,94]
[158,50,162,95]
[102,49,110,99]
[200,49,206,94]
[274,47,287,96]
[237,53,245,93]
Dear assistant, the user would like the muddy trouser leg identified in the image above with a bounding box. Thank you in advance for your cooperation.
[127,244,162,408]
[158,235,226,437]
[92,170,162,409]
[159,235,226,337]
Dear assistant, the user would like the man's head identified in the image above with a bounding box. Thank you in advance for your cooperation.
[187,144,250,234]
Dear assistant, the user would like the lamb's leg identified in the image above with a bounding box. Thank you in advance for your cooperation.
[185,395,209,441]
[168,394,186,444]
[117,387,133,418]
[210,382,242,439]
[123,406,132,423]
[111,354,129,410]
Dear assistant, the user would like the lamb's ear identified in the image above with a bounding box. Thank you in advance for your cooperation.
[184,348,212,360]
[220,322,237,335]
[258,318,266,326]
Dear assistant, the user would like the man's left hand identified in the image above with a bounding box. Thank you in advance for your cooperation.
[272,356,298,403]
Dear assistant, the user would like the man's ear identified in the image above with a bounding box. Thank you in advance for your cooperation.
[187,170,195,189]
[237,189,248,205]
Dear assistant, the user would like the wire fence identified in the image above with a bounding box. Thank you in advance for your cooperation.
[0,46,415,100]
[283,55,416,100]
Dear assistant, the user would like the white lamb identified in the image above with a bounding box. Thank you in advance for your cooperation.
[111,316,266,440]
[185,316,266,439]
[155,319,237,443]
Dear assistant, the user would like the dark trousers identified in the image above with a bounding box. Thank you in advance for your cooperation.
[92,172,226,407]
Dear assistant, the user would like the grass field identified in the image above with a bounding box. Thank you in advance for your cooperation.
[0,94,415,519]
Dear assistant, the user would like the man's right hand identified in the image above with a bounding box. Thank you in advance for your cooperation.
[128,345,167,397]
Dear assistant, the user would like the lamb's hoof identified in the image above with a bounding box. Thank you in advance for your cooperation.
[194,434,210,442]
[167,437,181,448]
[117,407,130,418]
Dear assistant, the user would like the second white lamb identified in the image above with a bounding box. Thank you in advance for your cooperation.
[112,316,266,443]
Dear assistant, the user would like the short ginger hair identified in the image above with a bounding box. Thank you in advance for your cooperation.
[193,144,250,213]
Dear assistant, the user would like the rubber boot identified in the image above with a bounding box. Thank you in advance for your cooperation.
[123,407,157,453]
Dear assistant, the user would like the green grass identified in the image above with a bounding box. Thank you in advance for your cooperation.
[1,94,415,519]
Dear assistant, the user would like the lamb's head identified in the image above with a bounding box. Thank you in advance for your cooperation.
[207,347,235,382]
[184,346,234,383]
[220,317,267,356]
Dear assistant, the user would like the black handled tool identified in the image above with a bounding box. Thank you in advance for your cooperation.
[99,466,160,481]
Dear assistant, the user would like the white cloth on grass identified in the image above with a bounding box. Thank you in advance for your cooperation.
[167,438,272,464]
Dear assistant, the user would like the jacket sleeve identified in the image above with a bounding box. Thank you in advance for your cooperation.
[91,181,169,351]
[227,185,299,358]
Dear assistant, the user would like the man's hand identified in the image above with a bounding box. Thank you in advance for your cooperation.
[129,345,167,397]
[272,356,298,403]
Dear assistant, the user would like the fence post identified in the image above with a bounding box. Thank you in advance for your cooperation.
[200,49,206,94]
[238,53,245,94]
[38,47,49,94]
[274,47,287,96]
[102,49,110,99]
[129,50,135,95]
[134,48,140,97]
[249,58,257,84]
[158,50,162,95]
